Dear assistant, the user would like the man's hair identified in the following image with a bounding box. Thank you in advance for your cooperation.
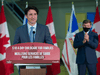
[83,19,91,25]
[24,6,39,15]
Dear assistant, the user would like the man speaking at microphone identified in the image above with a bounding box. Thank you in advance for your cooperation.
[13,6,53,45]
[73,19,98,75]
[13,6,53,75]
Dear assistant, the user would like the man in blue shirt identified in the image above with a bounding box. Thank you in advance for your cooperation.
[13,6,53,75]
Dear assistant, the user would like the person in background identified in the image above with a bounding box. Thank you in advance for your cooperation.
[73,19,98,75]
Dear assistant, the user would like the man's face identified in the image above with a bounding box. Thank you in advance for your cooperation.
[25,9,37,26]
[82,23,91,28]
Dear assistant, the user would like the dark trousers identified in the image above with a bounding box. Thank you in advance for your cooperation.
[78,63,96,75]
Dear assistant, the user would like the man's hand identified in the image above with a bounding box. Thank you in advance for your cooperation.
[83,39,86,44]
[84,33,89,42]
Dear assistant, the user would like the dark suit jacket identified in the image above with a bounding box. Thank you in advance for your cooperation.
[13,23,53,45]
[73,31,98,64]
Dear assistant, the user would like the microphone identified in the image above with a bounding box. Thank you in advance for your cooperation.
[33,31,35,42]
[33,31,35,34]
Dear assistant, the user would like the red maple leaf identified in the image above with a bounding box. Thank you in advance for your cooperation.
[96,34,100,52]
[0,33,10,54]
[92,29,100,52]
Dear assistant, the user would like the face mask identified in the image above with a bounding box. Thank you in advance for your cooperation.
[83,27,90,32]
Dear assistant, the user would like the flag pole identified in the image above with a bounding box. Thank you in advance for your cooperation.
[49,0,51,2]
[49,0,51,6]
[26,1,28,8]
[2,0,4,5]
[96,0,98,7]
[69,2,74,33]
[72,2,74,5]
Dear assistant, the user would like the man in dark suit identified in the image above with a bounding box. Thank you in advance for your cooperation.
[13,6,53,45]
[13,6,53,75]
[73,19,98,75]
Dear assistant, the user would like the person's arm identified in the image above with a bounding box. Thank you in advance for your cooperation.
[73,33,85,48]
[87,33,98,49]
[44,26,53,45]
[13,28,21,45]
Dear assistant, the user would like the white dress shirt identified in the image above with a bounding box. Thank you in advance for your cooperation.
[27,23,37,40]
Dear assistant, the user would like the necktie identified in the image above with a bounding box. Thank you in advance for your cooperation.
[30,27,34,42]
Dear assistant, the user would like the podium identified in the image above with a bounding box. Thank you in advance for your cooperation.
[20,68,46,75]
[6,42,60,75]
[15,64,51,75]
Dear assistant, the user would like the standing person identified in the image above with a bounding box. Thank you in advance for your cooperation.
[13,6,53,45]
[73,19,98,75]
[13,6,53,75]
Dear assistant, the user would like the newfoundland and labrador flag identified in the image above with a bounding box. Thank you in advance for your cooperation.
[62,3,79,75]
[23,3,28,25]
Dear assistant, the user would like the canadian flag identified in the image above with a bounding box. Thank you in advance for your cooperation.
[45,1,60,75]
[92,5,100,75]
[0,4,14,75]
[45,1,57,46]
